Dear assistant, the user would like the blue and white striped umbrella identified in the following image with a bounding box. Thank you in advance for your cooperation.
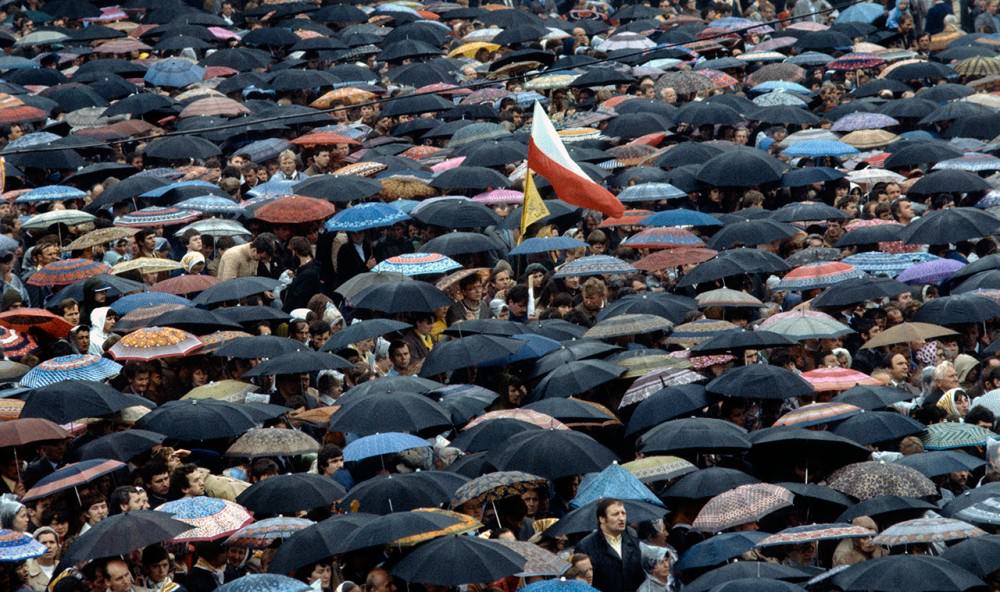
[783,140,859,158]
[140,180,217,199]
[325,202,410,232]
[0,529,46,562]
[843,252,939,277]
[509,236,587,256]
[618,182,686,202]
[553,255,637,278]
[371,252,462,276]
[176,196,249,216]
[15,185,87,203]
[19,354,123,388]
[343,432,430,462]
[643,209,722,227]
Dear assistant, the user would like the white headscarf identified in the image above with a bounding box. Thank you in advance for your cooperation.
[89,307,111,355]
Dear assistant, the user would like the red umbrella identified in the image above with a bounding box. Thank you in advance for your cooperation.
[0,418,69,447]
[0,309,73,338]
[0,106,47,125]
[290,132,359,147]
[152,274,219,295]
[0,328,36,360]
[27,259,110,287]
[801,367,881,392]
[255,195,337,224]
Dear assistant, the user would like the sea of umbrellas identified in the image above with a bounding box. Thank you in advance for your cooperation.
[6,0,1000,592]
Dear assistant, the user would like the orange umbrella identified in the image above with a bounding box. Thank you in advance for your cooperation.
[0,308,73,339]
[254,195,337,224]
[290,132,359,147]
[311,88,377,109]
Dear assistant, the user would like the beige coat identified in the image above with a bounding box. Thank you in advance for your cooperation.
[216,244,257,281]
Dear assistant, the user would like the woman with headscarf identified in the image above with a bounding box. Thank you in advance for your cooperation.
[88,307,115,355]
[637,543,680,592]
[0,494,29,532]
[937,387,971,420]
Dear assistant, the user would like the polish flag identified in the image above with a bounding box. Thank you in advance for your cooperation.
[527,102,625,218]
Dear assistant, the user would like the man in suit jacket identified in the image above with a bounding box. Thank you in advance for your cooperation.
[336,231,375,287]
[574,499,645,592]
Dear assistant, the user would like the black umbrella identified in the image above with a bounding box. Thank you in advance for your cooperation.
[908,170,992,196]
[487,429,618,479]
[616,99,678,120]
[388,62,458,86]
[450,419,541,452]
[901,207,1000,245]
[677,248,790,287]
[456,141,527,168]
[703,579,806,592]
[884,142,962,168]
[418,232,504,257]
[62,511,193,563]
[625,385,713,436]
[201,47,271,71]
[379,39,442,63]
[529,359,625,400]
[329,391,452,435]
[321,319,410,353]
[242,351,353,378]
[352,281,453,313]
[795,30,852,51]
[342,472,468,516]
[639,417,751,455]
[839,495,936,521]
[340,376,442,401]
[430,166,511,193]
[898,451,985,478]
[834,385,917,410]
[393,536,526,586]
[706,365,814,400]
[544,499,668,536]
[381,94,455,117]
[525,319,587,341]
[886,61,957,81]
[443,319,529,337]
[598,293,697,324]
[523,398,616,424]
[492,22,550,46]
[830,555,983,592]
[8,146,84,170]
[293,174,382,203]
[435,384,499,425]
[675,532,769,571]
[147,308,243,334]
[215,306,290,326]
[269,514,376,574]
[811,277,911,308]
[771,201,850,223]
[829,411,926,446]
[692,330,796,354]
[268,69,339,92]
[954,270,1000,294]
[707,219,799,250]
[664,467,759,499]
[528,340,619,378]
[213,336,306,359]
[835,223,904,247]
[752,106,821,126]
[21,381,154,424]
[420,335,524,378]
[411,198,500,229]
[913,294,1000,324]
[604,113,674,140]
[943,114,1000,140]
[63,162,138,187]
[949,253,1000,283]
[241,27,300,49]
[40,84,107,112]
[940,535,1000,579]
[674,102,744,127]
[654,142,724,168]
[750,427,872,470]
[236,474,347,514]
[72,429,166,462]
[779,482,855,510]
[687,563,813,592]
[135,400,260,441]
[143,135,221,161]
[85,175,168,211]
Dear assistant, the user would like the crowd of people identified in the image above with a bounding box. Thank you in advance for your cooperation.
[1,0,1000,591]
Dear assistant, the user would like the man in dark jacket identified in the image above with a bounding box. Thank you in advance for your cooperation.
[574,498,645,592]
[336,231,375,286]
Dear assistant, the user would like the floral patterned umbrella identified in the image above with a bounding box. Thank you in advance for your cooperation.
[758,523,876,547]
[693,483,794,532]
[873,517,985,546]
[0,529,46,562]
[464,409,567,431]
[828,461,937,500]
[776,261,866,291]
[224,517,314,549]
[155,496,254,542]
[109,327,203,361]
[451,471,549,506]
[372,253,463,276]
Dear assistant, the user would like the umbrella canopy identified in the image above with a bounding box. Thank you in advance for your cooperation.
[23,459,126,502]
[136,400,260,441]
[828,461,937,500]
[830,555,984,592]
[109,327,202,361]
[451,471,549,507]
[873,517,986,545]
[62,510,193,563]
[487,429,618,479]
[707,364,815,400]
[329,391,451,435]
[236,473,346,514]
[392,535,526,586]
[19,355,122,388]
[225,428,320,458]
[20,380,150,423]
[342,473,469,516]
[758,523,875,547]
[155,496,253,542]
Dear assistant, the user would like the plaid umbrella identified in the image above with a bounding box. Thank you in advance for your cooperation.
[224,517,313,549]
[621,227,706,249]
[0,529,46,562]
[923,422,999,450]
[451,471,548,506]
[773,402,862,427]
[27,258,110,287]
[19,354,122,388]
[553,255,636,278]
[114,207,201,228]
[757,310,853,340]
[801,367,881,392]
[109,327,203,361]
[255,195,337,224]
[155,496,254,542]
[372,253,462,276]
[758,523,875,547]
[692,483,794,532]
[776,262,865,291]
[622,456,697,483]
[873,517,985,546]
[828,461,937,500]
[23,459,126,502]
[897,259,966,285]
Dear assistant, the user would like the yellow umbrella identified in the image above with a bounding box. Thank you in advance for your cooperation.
[447,42,500,59]
[311,87,377,109]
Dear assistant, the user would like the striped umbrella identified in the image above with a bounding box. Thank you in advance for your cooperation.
[801,367,880,392]
[464,409,567,431]
[109,327,203,361]
[0,398,23,421]
[0,328,36,360]
[0,529,46,562]
[897,258,966,285]
[553,255,637,278]
[955,56,1000,77]
[27,258,110,287]
[621,227,706,249]
[23,459,126,502]
[667,319,740,347]
[473,189,523,204]
[155,496,254,542]
[372,253,462,276]
[758,310,853,340]
[693,483,794,532]
[873,517,985,546]
[224,517,313,549]
[115,207,201,228]
[923,422,999,450]
[758,523,875,547]
[774,402,862,427]
[325,202,410,232]
[956,497,1000,526]
[620,367,705,407]
[19,354,122,388]
[776,261,865,291]
[14,185,87,203]
[843,252,938,277]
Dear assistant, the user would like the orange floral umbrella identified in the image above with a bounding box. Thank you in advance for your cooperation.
[109,327,203,361]
[290,132,359,147]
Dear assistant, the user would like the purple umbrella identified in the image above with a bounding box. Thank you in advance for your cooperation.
[897,259,966,285]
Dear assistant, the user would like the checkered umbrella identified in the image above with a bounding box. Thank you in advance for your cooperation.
[693,483,794,532]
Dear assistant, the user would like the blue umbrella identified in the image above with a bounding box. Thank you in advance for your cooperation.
[19,354,123,388]
[752,81,812,94]
[643,209,722,227]
[782,140,859,158]
[216,574,310,592]
[176,196,249,216]
[843,252,938,277]
[111,292,192,316]
[675,531,771,570]
[0,529,47,562]
[238,138,291,163]
[481,333,560,367]
[509,236,587,256]
[325,202,410,232]
[140,180,217,199]
[571,462,664,508]
[388,199,420,214]
[836,2,884,23]
[372,253,462,276]
[618,182,686,202]
[521,580,600,592]
[247,180,296,199]
[343,432,430,462]
[786,52,834,66]
[0,56,39,70]
[4,131,60,150]
[144,58,205,88]
[15,185,87,203]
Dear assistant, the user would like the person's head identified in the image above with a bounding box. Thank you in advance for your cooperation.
[890,353,910,382]
[142,461,170,497]
[183,229,203,253]
[521,487,541,517]
[581,278,607,312]
[33,527,59,563]
[109,485,149,515]
[104,559,132,592]
[142,544,172,584]
[195,541,226,568]
[567,553,593,585]
[0,496,27,531]
[505,285,530,318]
[124,361,153,394]
[309,319,331,350]
[459,273,484,303]
[966,405,995,430]
[59,299,80,325]
[169,464,205,498]
[310,150,331,171]
[278,150,298,175]
[596,498,627,537]
[290,319,310,343]
[250,458,279,483]
[388,340,410,372]
[934,360,959,391]
[366,568,396,592]
[250,235,276,263]
[81,493,108,526]
[318,444,344,476]
[851,516,879,554]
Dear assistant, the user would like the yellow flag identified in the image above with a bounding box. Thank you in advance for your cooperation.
[518,169,549,244]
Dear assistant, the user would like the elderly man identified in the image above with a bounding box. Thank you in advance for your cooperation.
[924,360,959,408]
[574,499,644,592]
